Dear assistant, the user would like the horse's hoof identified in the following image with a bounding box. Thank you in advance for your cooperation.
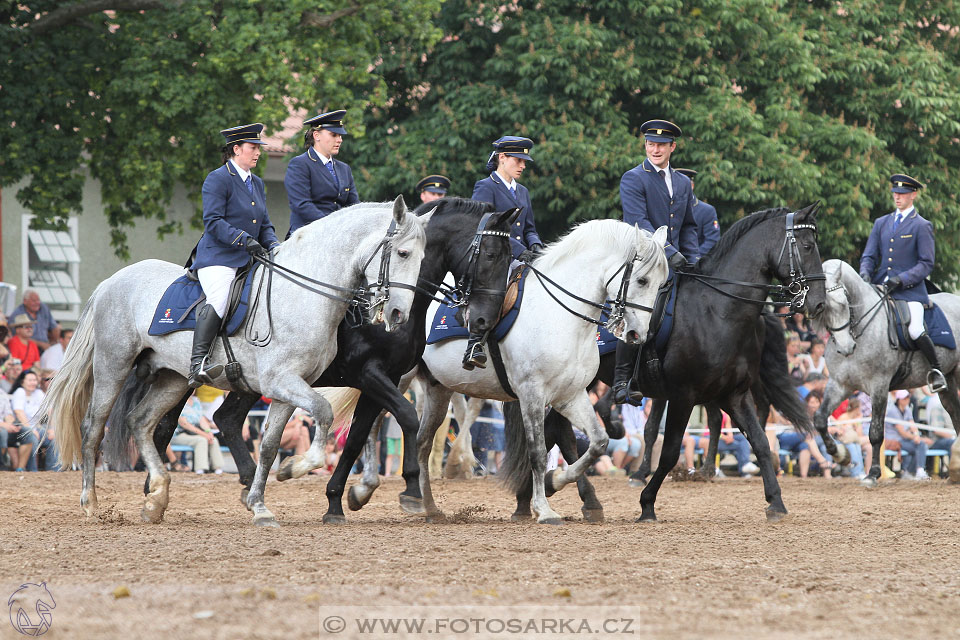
[276,456,303,482]
[347,486,370,512]
[860,476,879,489]
[581,508,604,524]
[627,477,647,488]
[635,512,657,523]
[510,512,533,522]
[424,512,446,524]
[399,494,425,515]
[544,469,558,497]
[140,502,165,524]
[765,508,788,523]
[322,513,347,525]
[81,503,98,518]
[538,517,564,526]
[253,514,280,528]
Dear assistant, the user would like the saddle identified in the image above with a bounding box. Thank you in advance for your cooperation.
[149,263,257,337]
[884,295,956,390]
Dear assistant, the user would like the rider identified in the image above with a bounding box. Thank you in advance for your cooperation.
[416,174,450,203]
[613,119,699,405]
[674,168,720,256]
[284,110,359,236]
[186,123,281,388]
[860,174,947,392]
[467,136,543,370]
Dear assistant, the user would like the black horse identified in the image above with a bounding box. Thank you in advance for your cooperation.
[104,197,518,522]
[500,204,826,522]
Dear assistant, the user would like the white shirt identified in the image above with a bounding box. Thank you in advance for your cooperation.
[229,160,251,183]
[11,387,45,426]
[39,343,64,371]
[620,403,646,436]
[648,160,673,198]
[494,172,517,193]
[314,149,333,165]
[894,206,915,221]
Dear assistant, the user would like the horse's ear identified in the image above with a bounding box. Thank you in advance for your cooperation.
[799,200,821,220]
[392,194,407,225]
[418,205,436,227]
[491,207,521,229]
[652,225,668,248]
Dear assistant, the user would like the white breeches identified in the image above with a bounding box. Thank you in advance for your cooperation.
[906,300,925,340]
[197,265,238,317]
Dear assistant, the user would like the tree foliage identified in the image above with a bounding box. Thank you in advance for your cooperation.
[354,0,960,284]
[1,0,441,257]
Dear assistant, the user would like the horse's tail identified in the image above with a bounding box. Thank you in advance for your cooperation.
[758,314,814,435]
[498,401,531,494]
[46,288,101,467]
[317,387,363,437]
[101,371,151,471]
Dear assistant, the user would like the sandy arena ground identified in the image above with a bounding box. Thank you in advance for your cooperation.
[2,470,960,639]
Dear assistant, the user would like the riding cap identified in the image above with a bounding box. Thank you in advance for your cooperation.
[220,123,266,146]
[641,120,682,143]
[416,175,450,195]
[486,136,534,171]
[304,110,348,135]
[890,174,924,194]
[674,168,697,180]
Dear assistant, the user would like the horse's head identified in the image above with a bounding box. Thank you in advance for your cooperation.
[455,207,520,334]
[362,195,432,332]
[774,202,827,318]
[819,259,856,356]
[607,225,670,344]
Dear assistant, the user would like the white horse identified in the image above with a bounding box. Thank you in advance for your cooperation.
[45,198,431,526]
[814,259,960,486]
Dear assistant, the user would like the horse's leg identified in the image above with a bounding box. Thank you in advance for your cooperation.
[79,368,132,517]
[638,400,694,522]
[245,401,296,527]
[127,371,191,523]
[554,418,604,523]
[698,404,723,479]
[544,392,608,496]
[629,397,666,487]
[725,393,788,521]
[517,395,563,525]
[937,376,960,483]
[428,412,449,479]
[814,379,853,469]
[211,392,260,506]
[323,395,383,524]
[347,416,385,511]
[862,390,889,488]
[445,395,481,479]
[145,392,190,496]
[417,382,455,521]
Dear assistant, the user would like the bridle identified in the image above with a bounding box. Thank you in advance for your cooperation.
[824,282,852,333]
[825,279,889,340]
[444,211,512,309]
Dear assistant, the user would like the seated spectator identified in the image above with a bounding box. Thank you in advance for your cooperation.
[10,290,60,352]
[281,409,311,457]
[785,334,806,386]
[320,435,341,475]
[797,372,827,401]
[38,328,73,372]
[0,358,22,394]
[806,391,837,479]
[609,401,643,473]
[682,411,760,478]
[920,390,956,460]
[885,389,930,480]
[0,317,10,363]
[800,337,829,378]
[11,370,55,471]
[830,396,871,479]
[7,315,40,370]
[0,391,19,469]
[785,311,815,351]
[173,394,224,474]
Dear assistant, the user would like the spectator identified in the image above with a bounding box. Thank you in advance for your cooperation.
[173,394,224,474]
[805,392,837,479]
[281,409,311,458]
[11,370,55,471]
[194,384,226,444]
[38,328,73,372]
[0,316,10,363]
[10,290,60,352]
[830,396,871,479]
[800,337,829,378]
[785,334,806,385]
[609,402,644,472]
[0,358,23,394]
[797,372,827,401]
[682,411,760,477]
[920,390,956,459]
[7,315,40,370]
[383,411,402,476]
[0,389,36,471]
[786,311,815,350]
[885,389,930,480]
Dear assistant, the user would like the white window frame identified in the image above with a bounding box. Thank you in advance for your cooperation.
[21,215,81,322]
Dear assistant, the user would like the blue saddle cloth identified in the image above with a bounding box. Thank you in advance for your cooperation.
[427,268,528,345]
[894,303,956,350]
[148,267,257,336]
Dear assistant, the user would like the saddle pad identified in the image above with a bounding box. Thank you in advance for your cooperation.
[894,303,956,350]
[596,322,618,356]
[148,267,258,336]
[426,267,528,345]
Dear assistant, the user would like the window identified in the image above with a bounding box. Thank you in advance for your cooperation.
[21,216,81,321]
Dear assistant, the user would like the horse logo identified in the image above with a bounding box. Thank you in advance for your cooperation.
[440,315,446,325]
[164,308,172,318]
[8,582,55,636]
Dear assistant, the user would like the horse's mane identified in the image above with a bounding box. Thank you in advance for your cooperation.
[412,197,495,218]
[533,219,653,272]
[291,200,426,247]
[696,207,791,272]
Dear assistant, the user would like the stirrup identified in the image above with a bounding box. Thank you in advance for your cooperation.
[613,381,643,407]
[462,343,487,371]
[189,355,223,387]
[927,369,948,393]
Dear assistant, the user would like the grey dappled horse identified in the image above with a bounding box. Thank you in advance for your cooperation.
[46,198,431,526]
[813,259,960,486]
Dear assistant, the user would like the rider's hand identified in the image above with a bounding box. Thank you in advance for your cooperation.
[244,236,265,256]
[861,273,872,284]
[530,243,544,254]
[884,276,903,293]
[668,251,687,271]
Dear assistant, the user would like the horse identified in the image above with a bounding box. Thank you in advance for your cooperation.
[812,259,960,487]
[499,204,826,522]
[500,311,812,522]
[45,197,432,526]
[103,197,518,523]
[368,220,670,525]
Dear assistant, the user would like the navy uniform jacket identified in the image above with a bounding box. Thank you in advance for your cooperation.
[692,197,720,255]
[859,208,934,304]
[191,163,280,270]
[620,159,699,262]
[472,173,542,259]
[285,148,359,233]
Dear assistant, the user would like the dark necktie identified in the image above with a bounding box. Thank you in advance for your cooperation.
[245,175,253,195]
[326,161,340,190]
[893,213,902,231]
[509,184,517,199]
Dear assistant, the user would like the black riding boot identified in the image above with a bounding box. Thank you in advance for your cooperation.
[593,388,626,439]
[612,341,643,406]
[187,304,223,388]
[915,333,948,392]
[462,333,487,371]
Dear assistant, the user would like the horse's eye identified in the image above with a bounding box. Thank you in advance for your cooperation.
[636,277,648,287]
[397,249,410,258]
